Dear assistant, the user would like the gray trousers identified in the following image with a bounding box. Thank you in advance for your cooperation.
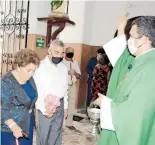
[36,99,64,145]
[65,83,77,126]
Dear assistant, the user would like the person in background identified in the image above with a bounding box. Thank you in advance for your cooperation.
[34,39,68,145]
[90,53,111,102]
[63,47,81,132]
[1,49,40,145]
[86,48,105,107]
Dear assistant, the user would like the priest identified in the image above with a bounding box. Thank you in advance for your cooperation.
[94,16,155,145]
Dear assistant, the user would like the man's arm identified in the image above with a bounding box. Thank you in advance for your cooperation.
[64,69,69,119]
[74,60,81,79]
[74,71,81,79]
[33,67,46,115]
[64,89,68,119]
[64,89,68,110]
[69,60,81,79]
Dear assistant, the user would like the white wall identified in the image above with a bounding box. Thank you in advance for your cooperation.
[87,1,155,46]
[85,1,127,45]
[83,1,95,44]
[28,1,155,46]
[28,1,50,35]
[59,1,155,45]
[59,1,86,43]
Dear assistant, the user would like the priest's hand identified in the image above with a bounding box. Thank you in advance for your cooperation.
[117,16,127,36]
[64,109,68,120]
[93,93,105,107]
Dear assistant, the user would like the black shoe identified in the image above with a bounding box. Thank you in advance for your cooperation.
[65,126,82,133]
[66,125,76,130]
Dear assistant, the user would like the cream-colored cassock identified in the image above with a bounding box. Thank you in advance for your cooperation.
[63,58,81,126]
[33,56,69,115]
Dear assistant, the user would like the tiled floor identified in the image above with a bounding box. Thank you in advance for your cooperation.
[62,119,98,145]
[33,115,99,145]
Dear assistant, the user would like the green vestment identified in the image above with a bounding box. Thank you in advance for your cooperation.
[98,49,155,145]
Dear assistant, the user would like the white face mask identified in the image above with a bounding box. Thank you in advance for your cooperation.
[128,38,138,55]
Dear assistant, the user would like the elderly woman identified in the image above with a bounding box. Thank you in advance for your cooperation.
[1,49,40,145]
[90,53,111,101]
[91,53,110,101]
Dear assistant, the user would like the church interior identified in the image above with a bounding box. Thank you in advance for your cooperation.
[1,0,155,145]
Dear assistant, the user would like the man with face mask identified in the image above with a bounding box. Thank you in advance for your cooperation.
[62,47,81,131]
[33,39,68,145]
[93,16,155,145]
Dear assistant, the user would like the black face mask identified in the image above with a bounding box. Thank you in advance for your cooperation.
[52,57,63,64]
[66,52,74,58]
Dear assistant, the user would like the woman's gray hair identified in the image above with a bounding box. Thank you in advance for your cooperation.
[49,39,64,50]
